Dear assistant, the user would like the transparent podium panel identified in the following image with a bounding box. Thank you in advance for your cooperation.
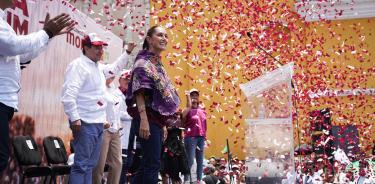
[240,63,295,182]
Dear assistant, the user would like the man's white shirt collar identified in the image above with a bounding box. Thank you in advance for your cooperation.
[80,54,99,66]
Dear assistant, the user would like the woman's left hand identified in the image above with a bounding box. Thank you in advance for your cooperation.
[162,126,168,142]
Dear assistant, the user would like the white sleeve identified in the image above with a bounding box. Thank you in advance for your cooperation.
[119,100,128,120]
[19,43,49,63]
[104,90,116,125]
[106,103,115,125]
[119,93,132,121]
[102,52,131,76]
[0,20,49,57]
[61,61,86,122]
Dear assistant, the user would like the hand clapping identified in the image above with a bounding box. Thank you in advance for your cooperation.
[43,13,75,38]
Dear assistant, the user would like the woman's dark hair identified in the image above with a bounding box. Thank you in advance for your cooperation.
[142,25,160,50]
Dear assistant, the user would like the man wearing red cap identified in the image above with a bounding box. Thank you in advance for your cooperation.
[0,0,75,174]
[61,32,136,184]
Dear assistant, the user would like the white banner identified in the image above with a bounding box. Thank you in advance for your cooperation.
[5,0,123,139]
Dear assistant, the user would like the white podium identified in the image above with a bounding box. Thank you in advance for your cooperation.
[240,63,295,182]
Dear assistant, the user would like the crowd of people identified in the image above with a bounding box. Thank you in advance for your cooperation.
[198,153,374,184]
[294,152,375,184]
[201,156,247,184]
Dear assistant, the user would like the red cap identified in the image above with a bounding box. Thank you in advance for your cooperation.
[82,33,108,46]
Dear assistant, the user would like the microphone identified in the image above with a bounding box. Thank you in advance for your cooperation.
[246,31,294,88]
[246,31,283,67]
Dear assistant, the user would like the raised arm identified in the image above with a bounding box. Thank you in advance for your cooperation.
[19,43,48,63]
[102,43,136,76]
[0,29,49,57]
[181,91,192,124]
[0,13,74,57]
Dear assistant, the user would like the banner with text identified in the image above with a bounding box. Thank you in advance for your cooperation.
[2,0,123,182]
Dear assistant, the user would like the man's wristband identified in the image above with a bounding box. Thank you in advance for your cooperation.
[43,29,54,39]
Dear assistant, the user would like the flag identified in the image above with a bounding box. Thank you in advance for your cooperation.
[221,145,228,154]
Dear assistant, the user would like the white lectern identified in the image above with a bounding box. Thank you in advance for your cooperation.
[240,63,295,183]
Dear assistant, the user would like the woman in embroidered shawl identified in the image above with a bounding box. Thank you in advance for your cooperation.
[126,26,180,184]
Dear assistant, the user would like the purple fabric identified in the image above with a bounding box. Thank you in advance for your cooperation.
[126,50,180,126]
[184,107,207,138]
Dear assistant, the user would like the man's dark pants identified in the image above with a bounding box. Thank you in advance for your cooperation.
[0,102,15,174]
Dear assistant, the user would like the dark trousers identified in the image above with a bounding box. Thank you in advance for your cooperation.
[131,119,162,184]
[0,102,15,174]
[126,119,137,173]
[119,149,131,184]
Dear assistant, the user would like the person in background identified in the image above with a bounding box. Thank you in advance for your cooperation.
[126,137,142,182]
[93,73,124,184]
[182,89,207,183]
[125,25,181,184]
[0,0,75,174]
[61,32,135,184]
[202,164,225,184]
[302,161,314,184]
[218,164,230,184]
[118,70,134,184]
[208,157,217,168]
[161,112,190,184]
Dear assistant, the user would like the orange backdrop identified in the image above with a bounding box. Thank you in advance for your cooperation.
[150,0,374,159]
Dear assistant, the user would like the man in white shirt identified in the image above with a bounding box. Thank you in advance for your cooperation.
[0,0,74,174]
[61,33,135,184]
[93,70,131,184]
